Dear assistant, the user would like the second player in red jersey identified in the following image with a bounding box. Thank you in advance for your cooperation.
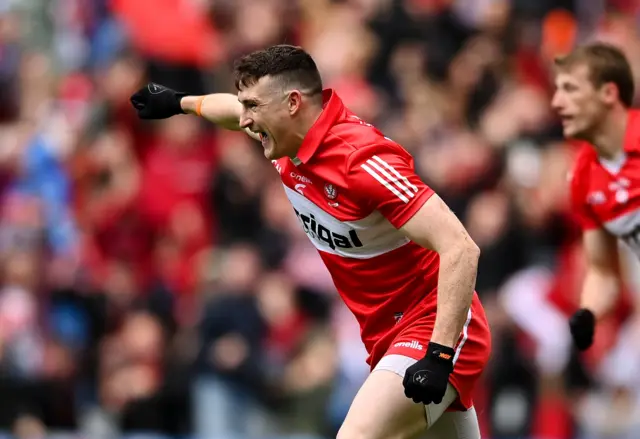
[552,42,640,351]
[131,45,491,439]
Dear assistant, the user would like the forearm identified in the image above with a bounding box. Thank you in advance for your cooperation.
[180,94,243,130]
[580,268,620,319]
[431,244,480,348]
[180,94,261,140]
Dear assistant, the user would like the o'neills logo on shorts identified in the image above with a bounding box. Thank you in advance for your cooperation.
[394,340,424,351]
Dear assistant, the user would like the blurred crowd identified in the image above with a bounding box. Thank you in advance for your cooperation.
[2,0,640,438]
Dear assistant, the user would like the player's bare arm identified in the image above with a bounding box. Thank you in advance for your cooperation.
[569,227,621,350]
[180,94,261,141]
[400,195,480,348]
[180,94,241,129]
[581,228,621,316]
[346,142,486,407]
[129,83,261,140]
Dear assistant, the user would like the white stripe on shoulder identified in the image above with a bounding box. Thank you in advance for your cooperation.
[365,159,415,199]
[372,155,418,193]
[361,163,409,203]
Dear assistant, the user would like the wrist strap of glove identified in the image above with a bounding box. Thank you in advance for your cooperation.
[174,92,187,115]
[572,308,596,325]
[427,342,455,369]
[573,308,596,324]
[577,308,595,318]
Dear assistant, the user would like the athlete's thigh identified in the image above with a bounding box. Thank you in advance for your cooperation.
[337,369,427,439]
[424,407,481,439]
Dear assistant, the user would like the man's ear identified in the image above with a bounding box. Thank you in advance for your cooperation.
[288,90,303,115]
[600,82,620,106]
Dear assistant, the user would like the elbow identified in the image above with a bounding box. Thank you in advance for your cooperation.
[439,235,480,264]
[447,236,480,265]
[468,239,481,262]
[461,236,480,262]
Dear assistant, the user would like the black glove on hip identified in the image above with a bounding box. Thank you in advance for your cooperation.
[569,308,596,351]
[130,83,186,119]
[403,342,454,405]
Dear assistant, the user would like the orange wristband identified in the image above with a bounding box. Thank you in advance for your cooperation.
[195,96,206,117]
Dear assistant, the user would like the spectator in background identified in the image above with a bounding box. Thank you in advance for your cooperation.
[193,243,271,438]
[110,0,223,94]
[6,109,79,258]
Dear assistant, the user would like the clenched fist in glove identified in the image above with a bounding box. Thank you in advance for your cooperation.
[403,342,454,405]
[130,83,186,119]
[569,308,596,351]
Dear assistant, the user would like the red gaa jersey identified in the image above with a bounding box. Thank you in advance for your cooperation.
[570,110,640,257]
[273,89,486,366]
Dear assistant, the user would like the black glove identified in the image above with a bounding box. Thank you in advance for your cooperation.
[569,308,596,350]
[130,83,186,119]
[403,342,454,405]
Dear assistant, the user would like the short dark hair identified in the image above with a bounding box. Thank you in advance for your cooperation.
[233,45,323,96]
[554,42,635,107]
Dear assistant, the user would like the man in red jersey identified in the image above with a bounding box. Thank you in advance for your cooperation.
[551,42,640,351]
[131,45,491,439]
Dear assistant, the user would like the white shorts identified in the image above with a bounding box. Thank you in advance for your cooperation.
[373,354,460,427]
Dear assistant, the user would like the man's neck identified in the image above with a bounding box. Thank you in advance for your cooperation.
[289,105,324,157]
[590,106,629,160]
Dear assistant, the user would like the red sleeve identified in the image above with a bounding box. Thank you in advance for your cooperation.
[346,144,435,228]
[569,160,600,231]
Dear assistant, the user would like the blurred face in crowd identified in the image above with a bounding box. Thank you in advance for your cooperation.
[552,63,618,140]
[238,75,306,160]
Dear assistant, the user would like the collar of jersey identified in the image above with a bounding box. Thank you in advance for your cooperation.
[295,88,344,164]
[623,109,640,153]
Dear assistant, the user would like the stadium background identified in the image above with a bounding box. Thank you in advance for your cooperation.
[1,0,640,438]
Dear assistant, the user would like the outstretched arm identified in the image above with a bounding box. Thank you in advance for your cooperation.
[180,94,242,130]
[130,83,259,140]
[180,94,259,140]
